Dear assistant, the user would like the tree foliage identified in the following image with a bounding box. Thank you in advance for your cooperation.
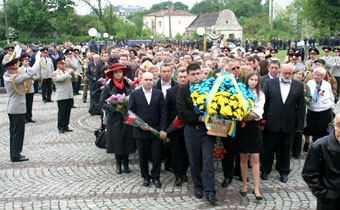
[301,0,340,35]
[225,0,263,19]
[190,0,225,15]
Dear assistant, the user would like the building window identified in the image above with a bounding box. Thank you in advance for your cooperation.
[178,20,181,25]
[145,21,148,27]
[158,21,162,28]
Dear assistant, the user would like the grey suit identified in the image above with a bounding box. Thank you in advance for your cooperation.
[4,69,35,161]
[52,69,74,131]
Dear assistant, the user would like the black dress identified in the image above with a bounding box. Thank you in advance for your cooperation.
[235,120,263,153]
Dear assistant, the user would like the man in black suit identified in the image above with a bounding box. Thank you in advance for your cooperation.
[128,72,167,188]
[165,67,189,186]
[153,63,178,173]
[177,63,217,204]
[260,64,305,183]
[259,59,280,88]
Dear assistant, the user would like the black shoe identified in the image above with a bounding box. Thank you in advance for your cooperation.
[83,99,86,103]
[280,174,288,183]
[221,178,232,188]
[261,172,268,180]
[12,155,29,162]
[194,190,203,199]
[26,119,36,123]
[116,162,122,174]
[64,128,73,132]
[72,106,77,108]
[182,174,189,182]
[143,178,150,187]
[253,191,263,201]
[292,153,300,159]
[303,143,309,152]
[43,100,47,103]
[58,129,65,134]
[175,178,182,186]
[152,179,162,188]
[47,99,53,102]
[206,194,217,205]
[240,191,248,197]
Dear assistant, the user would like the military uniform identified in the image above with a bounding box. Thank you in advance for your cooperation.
[52,58,74,134]
[3,57,34,162]
[32,47,55,102]
[18,55,37,123]
[330,47,340,98]
[321,47,333,72]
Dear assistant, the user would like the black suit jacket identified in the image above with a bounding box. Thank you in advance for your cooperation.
[128,88,167,139]
[152,79,178,92]
[262,77,305,133]
[166,85,179,127]
[260,74,270,88]
[177,83,204,127]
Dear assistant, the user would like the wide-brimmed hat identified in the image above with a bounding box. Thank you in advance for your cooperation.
[106,63,129,78]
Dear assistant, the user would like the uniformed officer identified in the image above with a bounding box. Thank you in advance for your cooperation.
[331,47,340,99]
[52,58,74,134]
[18,54,37,123]
[305,48,319,73]
[321,46,333,72]
[33,47,55,103]
[3,54,35,162]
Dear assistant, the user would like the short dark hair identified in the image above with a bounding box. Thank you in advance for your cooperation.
[187,62,200,74]
[268,59,281,68]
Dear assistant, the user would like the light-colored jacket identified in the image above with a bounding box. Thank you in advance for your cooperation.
[4,70,35,114]
[52,69,74,101]
[330,56,340,77]
[18,65,37,94]
[33,57,54,79]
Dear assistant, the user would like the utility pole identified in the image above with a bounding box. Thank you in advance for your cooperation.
[269,0,274,31]
[168,0,173,38]
[4,0,9,44]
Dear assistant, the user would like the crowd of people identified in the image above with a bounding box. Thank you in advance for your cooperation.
[1,38,340,208]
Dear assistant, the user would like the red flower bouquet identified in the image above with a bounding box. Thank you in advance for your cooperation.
[124,110,170,143]
[213,137,227,160]
[166,116,184,133]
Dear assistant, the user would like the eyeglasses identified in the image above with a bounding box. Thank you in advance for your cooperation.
[190,72,201,76]
[231,66,240,71]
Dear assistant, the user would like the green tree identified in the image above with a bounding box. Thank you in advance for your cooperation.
[190,0,225,15]
[225,0,263,19]
[301,0,340,35]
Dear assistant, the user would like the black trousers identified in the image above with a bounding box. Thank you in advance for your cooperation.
[135,136,163,180]
[8,114,25,161]
[184,126,216,195]
[76,77,82,94]
[221,136,240,179]
[57,99,73,131]
[169,130,189,179]
[41,78,52,101]
[292,132,302,157]
[25,93,34,120]
[261,129,295,175]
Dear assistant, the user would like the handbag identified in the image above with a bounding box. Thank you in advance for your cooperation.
[94,127,106,149]
[89,89,103,115]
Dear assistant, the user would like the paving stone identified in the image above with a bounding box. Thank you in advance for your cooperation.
[0,92,324,209]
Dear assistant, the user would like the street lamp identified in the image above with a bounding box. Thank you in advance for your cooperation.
[151,35,154,44]
[103,33,109,47]
[196,27,206,51]
[88,28,97,52]
[110,36,114,46]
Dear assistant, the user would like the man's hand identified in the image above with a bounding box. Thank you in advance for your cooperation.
[140,125,150,131]
[159,131,167,139]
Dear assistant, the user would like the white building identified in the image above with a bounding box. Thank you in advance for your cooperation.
[143,9,197,38]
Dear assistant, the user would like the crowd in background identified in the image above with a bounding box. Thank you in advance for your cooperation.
[1,37,339,208]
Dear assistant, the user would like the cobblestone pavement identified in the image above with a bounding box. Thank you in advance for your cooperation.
[1,91,331,210]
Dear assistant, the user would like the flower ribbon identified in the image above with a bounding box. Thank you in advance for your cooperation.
[204,72,250,137]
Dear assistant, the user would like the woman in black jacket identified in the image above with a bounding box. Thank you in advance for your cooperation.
[100,63,136,174]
